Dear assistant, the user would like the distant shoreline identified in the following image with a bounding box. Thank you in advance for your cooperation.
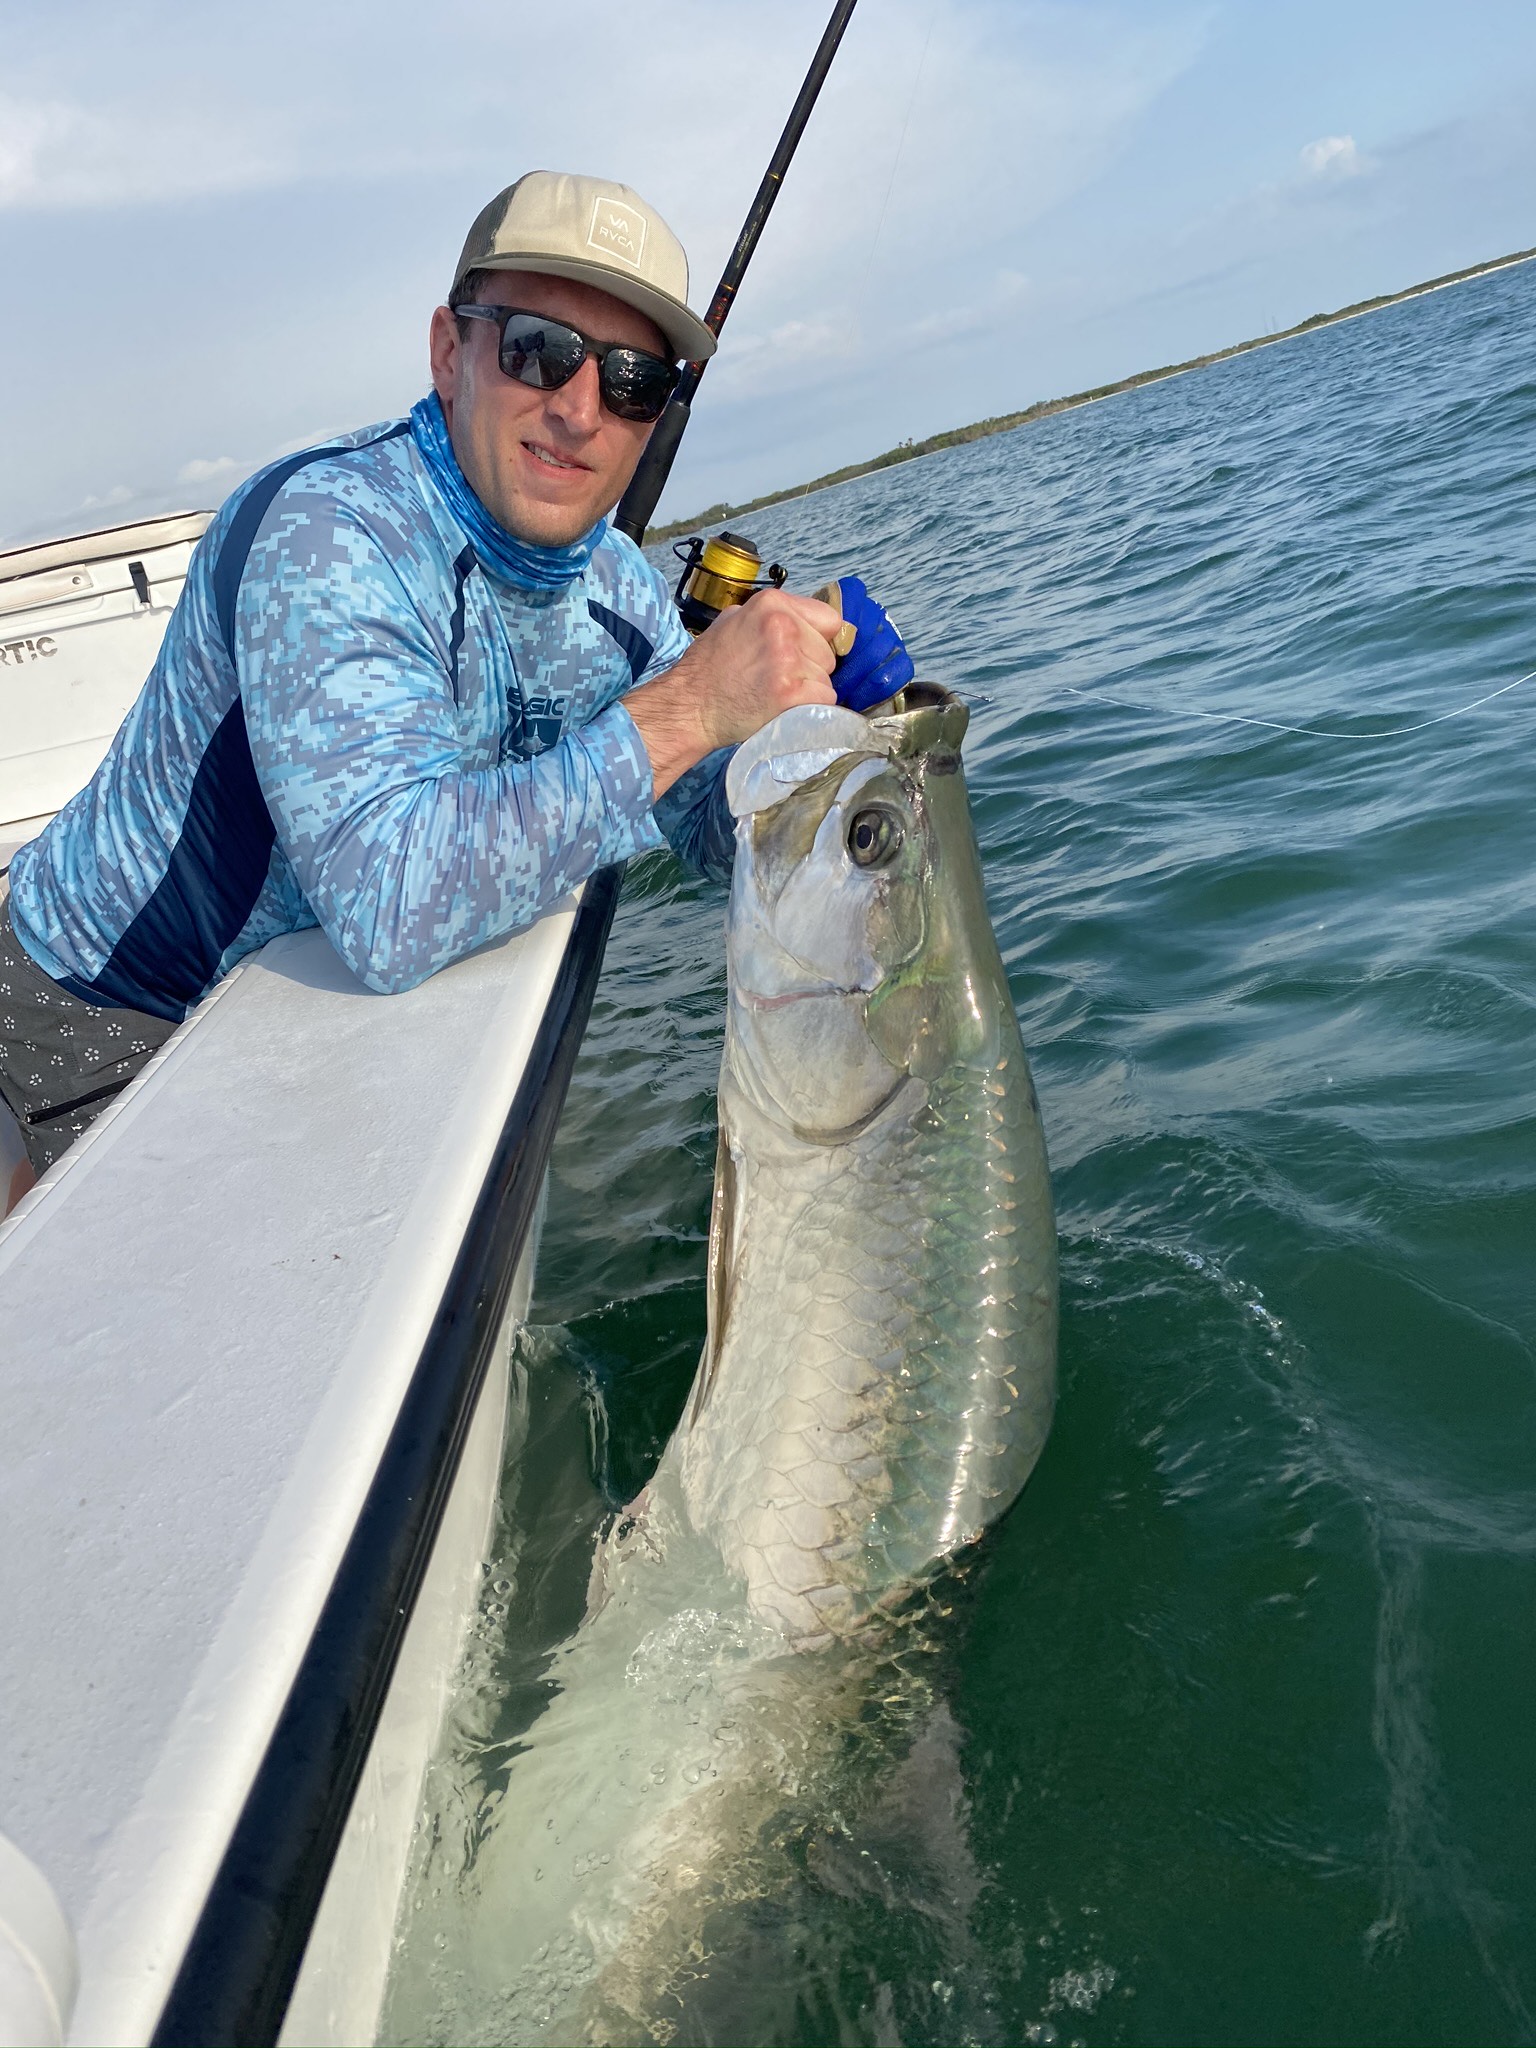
[649,244,1536,546]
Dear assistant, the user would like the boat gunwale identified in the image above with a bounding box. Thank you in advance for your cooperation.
[147,864,624,2048]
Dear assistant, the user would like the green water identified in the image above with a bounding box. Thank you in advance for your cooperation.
[397,260,1536,2045]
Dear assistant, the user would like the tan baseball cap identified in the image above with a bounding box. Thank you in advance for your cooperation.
[452,170,717,364]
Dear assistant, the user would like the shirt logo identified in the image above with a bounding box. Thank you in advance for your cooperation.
[523,690,568,752]
[587,197,647,272]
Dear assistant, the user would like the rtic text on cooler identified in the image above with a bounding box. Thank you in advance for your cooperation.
[0,637,59,666]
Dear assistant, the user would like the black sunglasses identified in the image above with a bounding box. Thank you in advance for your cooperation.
[455,304,679,423]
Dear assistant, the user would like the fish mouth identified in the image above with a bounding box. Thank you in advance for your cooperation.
[736,982,871,1012]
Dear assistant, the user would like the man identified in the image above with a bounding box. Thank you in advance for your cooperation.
[0,171,911,1196]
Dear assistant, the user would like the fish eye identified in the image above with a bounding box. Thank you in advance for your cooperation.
[847,806,903,869]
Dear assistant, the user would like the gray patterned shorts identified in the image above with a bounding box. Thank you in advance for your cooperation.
[0,885,176,1174]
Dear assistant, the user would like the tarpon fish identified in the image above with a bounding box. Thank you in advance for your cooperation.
[667,681,1057,1651]
[382,682,1057,2047]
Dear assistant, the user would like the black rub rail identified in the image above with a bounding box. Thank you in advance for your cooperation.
[150,865,624,2047]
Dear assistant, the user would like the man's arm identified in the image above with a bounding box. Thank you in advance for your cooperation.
[606,577,843,888]
[240,509,670,995]
[638,579,912,875]
[618,597,736,883]
[650,743,738,883]
[631,586,845,884]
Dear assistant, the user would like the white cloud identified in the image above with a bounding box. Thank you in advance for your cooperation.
[1300,134,1371,179]
[177,456,242,485]
[707,316,860,399]
[908,270,1031,344]
[79,483,135,511]
[0,101,81,206]
[0,0,1219,535]
[0,0,1207,253]
[0,92,288,212]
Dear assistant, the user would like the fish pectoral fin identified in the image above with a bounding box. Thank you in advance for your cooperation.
[584,1489,659,1619]
[690,1127,739,1426]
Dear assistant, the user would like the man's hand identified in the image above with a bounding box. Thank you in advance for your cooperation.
[626,589,842,799]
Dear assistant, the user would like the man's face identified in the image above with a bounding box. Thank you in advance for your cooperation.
[429,272,669,546]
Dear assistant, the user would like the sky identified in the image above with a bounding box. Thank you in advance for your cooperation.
[2,0,1534,546]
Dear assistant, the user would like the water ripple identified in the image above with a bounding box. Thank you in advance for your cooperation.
[450,259,1536,2044]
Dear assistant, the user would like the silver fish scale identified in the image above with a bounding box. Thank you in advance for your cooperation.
[666,1040,1055,1652]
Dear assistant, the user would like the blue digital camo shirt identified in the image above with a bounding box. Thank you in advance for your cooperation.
[8,414,733,1022]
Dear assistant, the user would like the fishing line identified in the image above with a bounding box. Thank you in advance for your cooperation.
[792,5,936,504]
[1061,663,1536,739]
[854,5,936,308]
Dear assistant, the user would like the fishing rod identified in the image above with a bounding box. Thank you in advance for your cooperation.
[612,0,859,548]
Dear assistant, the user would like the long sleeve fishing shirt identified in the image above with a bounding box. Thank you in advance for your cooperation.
[7,415,732,1023]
